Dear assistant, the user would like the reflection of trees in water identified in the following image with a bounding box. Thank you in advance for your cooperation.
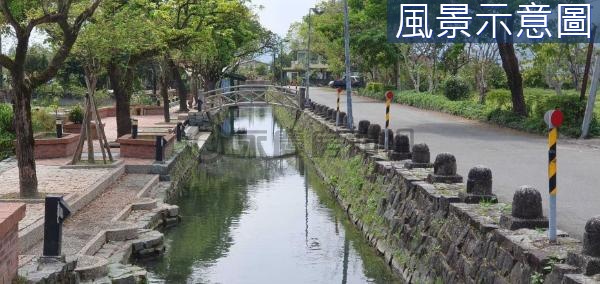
[145,155,298,282]
[205,124,295,160]
[296,161,401,284]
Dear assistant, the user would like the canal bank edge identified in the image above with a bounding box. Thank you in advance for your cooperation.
[17,131,212,283]
[272,103,599,283]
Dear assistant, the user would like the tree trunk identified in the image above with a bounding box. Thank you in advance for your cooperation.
[12,82,38,198]
[151,66,157,96]
[159,71,170,123]
[190,72,198,109]
[108,63,132,138]
[477,65,488,104]
[168,58,188,112]
[498,43,527,116]
[396,58,402,91]
[204,80,217,92]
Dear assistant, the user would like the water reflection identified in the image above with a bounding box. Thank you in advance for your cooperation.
[142,107,399,283]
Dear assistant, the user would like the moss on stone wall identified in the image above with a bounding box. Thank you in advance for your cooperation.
[272,104,590,284]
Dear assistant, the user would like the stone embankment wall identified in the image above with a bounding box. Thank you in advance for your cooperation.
[273,103,600,284]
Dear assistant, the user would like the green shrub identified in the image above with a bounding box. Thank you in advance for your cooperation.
[366,82,384,93]
[68,105,84,124]
[486,89,511,110]
[0,131,14,160]
[32,109,55,133]
[0,103,13,133]
[132,93,156,106]
[531,94,588,137]
[443,76,470,101]
[488,63,508,89]
[0,104,15,160]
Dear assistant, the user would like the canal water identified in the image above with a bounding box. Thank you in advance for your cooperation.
[142,107,399,283]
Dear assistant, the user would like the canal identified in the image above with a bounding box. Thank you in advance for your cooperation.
[141,107,399,283]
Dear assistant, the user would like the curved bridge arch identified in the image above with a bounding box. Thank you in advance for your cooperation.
[200,85,303,113]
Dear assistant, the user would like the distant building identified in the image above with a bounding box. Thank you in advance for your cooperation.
[283,50,332,86]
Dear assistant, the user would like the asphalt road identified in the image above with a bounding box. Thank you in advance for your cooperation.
[309,87,600,239]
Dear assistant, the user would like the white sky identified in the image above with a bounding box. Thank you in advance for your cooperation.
[252,0,319,37]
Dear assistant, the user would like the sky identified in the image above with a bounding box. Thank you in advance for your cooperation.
[250,0,319,62]
[251,0,319,37]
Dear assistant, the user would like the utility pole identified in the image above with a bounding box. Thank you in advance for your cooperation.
[306,7,324,100]
[580,26,597,101]
[306,9,313,100]
[343,0,354,130]
[280,41,285,85]
[272,50,276,84]
[581,54,600,139]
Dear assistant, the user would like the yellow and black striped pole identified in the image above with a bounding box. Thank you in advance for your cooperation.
[545,108,563,243]
[548,127,558,197]
[384,91,394,150]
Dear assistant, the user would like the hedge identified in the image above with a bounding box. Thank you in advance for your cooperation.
[358,90,599,138]
[0,104,14,160]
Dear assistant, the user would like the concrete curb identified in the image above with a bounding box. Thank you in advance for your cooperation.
[74,255,109,281]
[59,159,124,170]
[110,199,158,223]
[136,175,159,199]
[78,227,139,256]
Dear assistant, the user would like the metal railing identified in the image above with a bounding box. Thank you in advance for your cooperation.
[200,85,301,112]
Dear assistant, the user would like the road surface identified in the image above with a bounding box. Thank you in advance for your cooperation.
[309,87,600,239]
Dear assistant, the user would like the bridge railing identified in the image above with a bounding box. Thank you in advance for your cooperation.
[199,85,298,97]
[200,85,302,112]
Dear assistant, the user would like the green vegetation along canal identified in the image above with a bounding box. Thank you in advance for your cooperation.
[141,107,399,283]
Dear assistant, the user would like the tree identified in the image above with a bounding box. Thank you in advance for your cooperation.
[497,39,527,116]
[190,2,273,92]
[0,0,101,197]
[529,44,571,96]
[467,43,499,102]
[78,0,181,137]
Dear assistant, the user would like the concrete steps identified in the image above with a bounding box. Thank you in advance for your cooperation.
[19,173,180,283]
[73,178,179,282]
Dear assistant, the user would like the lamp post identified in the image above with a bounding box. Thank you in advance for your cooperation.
[306,6,324,100]
[280,39,288,86]
[343,0,354,130]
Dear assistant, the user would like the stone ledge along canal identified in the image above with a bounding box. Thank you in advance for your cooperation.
[141,106,399,283]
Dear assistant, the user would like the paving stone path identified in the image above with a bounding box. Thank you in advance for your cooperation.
[24,174,155,256]
[0,166,112,197]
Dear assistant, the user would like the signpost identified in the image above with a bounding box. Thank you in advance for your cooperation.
[43,196,71,257]
[544,108,564,243]
[385,91,394,151]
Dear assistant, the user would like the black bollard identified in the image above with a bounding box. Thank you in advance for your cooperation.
[427,153,464,184]
[55,119,63,139]
[43,196,71,257]
[176,122,183,142]
[358,120,370,138]
[156,136,164,162]
[132,119,138,139]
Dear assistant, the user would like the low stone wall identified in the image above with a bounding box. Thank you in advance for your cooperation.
[273,103,600,284]
[33,133,80,159]
[97,106,116,119]
[0,203,25,283]
[63,122,104,140]
[118,133,175,159]
[131,105,164,116]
